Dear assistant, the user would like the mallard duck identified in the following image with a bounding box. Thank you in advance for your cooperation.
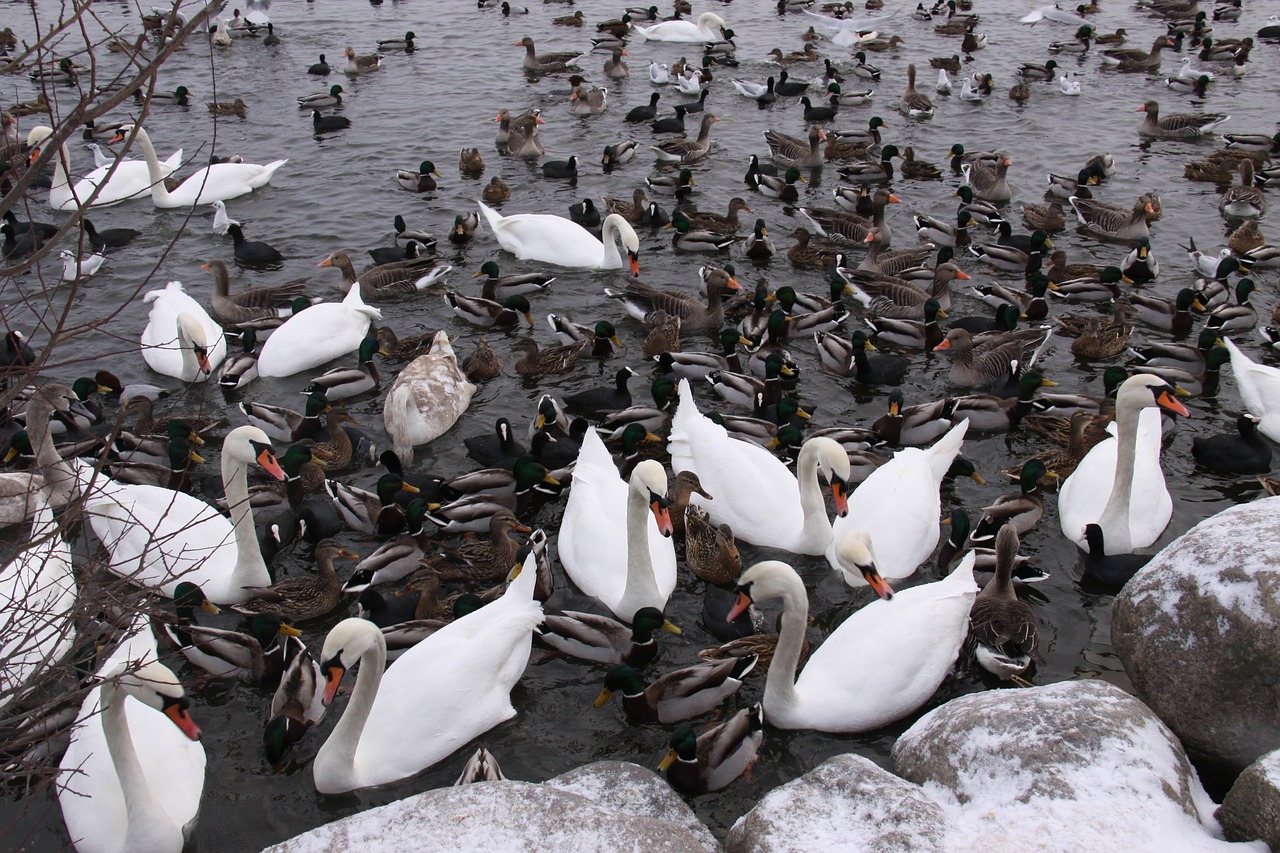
[216,328,260,390]
[646,167,695,198]
[763,125,826,168]
[445,292,533,328]
[1137,99,1229,138]
[1048,266,1129,302]
[602,188,650,223]
[1003,411,1100,488]
[684,505,742,585]
[206,97,247,116]
[594,657,755,723]
[539,607,680,668]
[784,228,829,270]
[482,175,511,204]
[751,166,805,202]
[1219,160,1266,220]
[422,509,532,585]
[297,85,346,109]
[669,211,734,251]
[871,389,956,447]
[1119,288,1201,335]
[160,585,301,687]
[651,113,719,164]
[513,338,587,375]
[745,219,775,259]
[1227,220,1264,256]
[605,268,740,328]
[239,390,329,443]
[328,475,421,535]
[657,328,749,380]
[396,160,441,192]
[900,146,942,180]
[234,540,359,622]
[864,298,946,349]
[304,336,380,401]
[642,312,683,357]
[458,147,485,176]
[264,644,326,765]
[659,704,764,795]
[1119,237,1160,283]
[1204,278,1258,333]
[1064,302,1133,359]
[472,261,554,301]
[965,524,1038,681]
[899,64,934,118]
[681,197,752,234]
[1019,202,1065,233]
[970,460,1052,543]
[548,315,622,358]
[601,140,636,167]
[914,210,972,247]
[968,232,1051,274]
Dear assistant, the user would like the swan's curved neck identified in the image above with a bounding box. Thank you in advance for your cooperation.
[795,444,831,551]
[222,451,269,586]
[44,139,73,200]
[129,128,175,205]
[101,682,176,847]
[1099,399,1142,550]
[763,572,808,716]
[618,477,661,620]
[601,217,624,269]
[25,399,76,506]
[316,635,386,791]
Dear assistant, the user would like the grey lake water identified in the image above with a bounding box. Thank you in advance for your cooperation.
[2,0,1278,848]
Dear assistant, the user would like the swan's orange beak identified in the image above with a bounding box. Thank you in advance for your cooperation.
[861,563,895,601]
[650,495,673,536]
[322,663,347,705]
[257,447,286,480]
[726,590,753,623]
[163,700,202,741]
[830,476,849,517]
[28,146,42,165]
[1157,389,1190,417]
[629,251,640,277]
[193,345,212,375]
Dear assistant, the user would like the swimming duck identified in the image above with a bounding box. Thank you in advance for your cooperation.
[235,540,359,622]
[594,656,754,723]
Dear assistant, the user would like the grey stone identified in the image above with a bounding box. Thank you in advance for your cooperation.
[1111,498,1280,774]
[1219,750,1280,848]
[725,754,949,853]
[262,762,716,853]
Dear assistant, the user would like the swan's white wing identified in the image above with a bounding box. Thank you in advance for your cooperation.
[833,448,939,581]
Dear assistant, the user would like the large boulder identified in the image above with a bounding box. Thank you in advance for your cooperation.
[1111,498,1280,774]
[893,680,1260,852]
[1218,750,1280,848]
[261,762,717,853]
[726,754,949,853]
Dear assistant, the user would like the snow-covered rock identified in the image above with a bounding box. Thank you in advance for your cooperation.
[1218,750,1280,848]
[1112,497,1280,774]
[727,754,949,853]
[892,680,1261,853]
[261,761,716,853]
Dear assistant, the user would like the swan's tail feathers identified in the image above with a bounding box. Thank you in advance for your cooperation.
[1027,325,1054,369]
[926,418,969,482]
[476,200,503,233]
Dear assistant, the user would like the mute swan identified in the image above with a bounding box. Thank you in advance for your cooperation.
[557,431,677,621]
[117,123,287,207]
[1058,374,1189,554]
[634,12,727,42]
[312,554,542,794]
[25,125,182,210]
[0,488,75,709]
[727,543,978,732]
[257,282,381,377]
[1224,337,1280,444]
[668,380,850,555]
[477,200,641,273]
[74,425,286,603]
[383,330,476,465]
[140,281,228,382]
[0,383,77,512]
[828,419,969,587]
[59,624,205,853]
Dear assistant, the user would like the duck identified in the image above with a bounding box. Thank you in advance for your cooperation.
[1058,375,1190,553]
[651,113,719,164]
[746,219,775,259]
[968,231,1050,274]
[397,160,440,192]
[257,282,381,377]
[670,211,734,252]
[727,546,977,731]
[539,606,681,668]
[1120,237,1160,283]
[264,645,326,765]
[752,167,805,202]
[548,315,623,358]
[1191,414,1271,474]
[669,381,850,555]
[139,281,228,382]
[474,261,555,301]
[207,97,247,117]
[606,269,740,329]
[216,328,260,389]
[72,426,285,603]
[971,460,1052,543]
[303,336,380,401]
[601,140,636,167]
[646,167,695,198]
[235,539,360,622]
[477,201,640,273]
[684,504,743,586]
[558,430,676,621]
[899,64,934,118]
[659,705,764,795]
[1119,288,1202,335]
[1136,99,1229,139]
[384,331,477,465]
[159,583,300,682]
[320,250,449,301]
[965,524,1038,681]
[24,124,183,210]
[312,553,542,794]
[114,124,286,206]
[482,176,511,203]
[633,11,727,42]
[446,292,533,329]
[594,657,755,723]
[680,197,753,234]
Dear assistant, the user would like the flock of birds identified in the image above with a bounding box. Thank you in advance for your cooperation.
[3,0,1280,849]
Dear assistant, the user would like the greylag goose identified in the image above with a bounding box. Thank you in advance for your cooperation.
[1069,196,1153,241]
[651,113,719,164]
[203,260,306,329]
[1136,99,1229,139]
[899,64,934,118]
[762,124,826,168]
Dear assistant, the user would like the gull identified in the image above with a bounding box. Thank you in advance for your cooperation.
[1177,56,1215,81]
[212,200,240,235]
[1058,72,1082,95]
[649,62,670,85]
[959,77,983,101]
[936,69,952,94]
[60,249,106,281]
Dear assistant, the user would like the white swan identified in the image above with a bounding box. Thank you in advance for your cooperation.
[0,383,77,512]
[829,419,968,586]
[477,200,641,273]
[74,425,286,603]
[59,623,205,853]
[728,542,977,732]
[557,431,677,621]
[1058,374,1189,554]
[312,553,543,794]
[139,280,227,382]
[383,330,476,465]
[257,281,381,377]
[1224,337,1280,443]
[25,125,182,210]
[634,12,726,42]
[120,123,287,207]
[668,379,850,555]
[0,489,76,710]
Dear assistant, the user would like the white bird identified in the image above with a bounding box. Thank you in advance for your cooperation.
[1187,238,1235,278]
[1177,56,1216,81]
[1020,4,1088,25]
[139,280,228,382]
[675,70,703,96]
[121,123,287,207]
[634,12,727,43]
[211,15,232,46]
[959,78,983,101]
[936,69,952,94]
[1058,72,1082,95]
[87,142,115,168]
[649,62,670,85]
[1223,338,1280,445]
[801,8,897,47]
[211,200,239,235]
[732,78,769,98]
[25,125,182,210]
[60,249,107,281]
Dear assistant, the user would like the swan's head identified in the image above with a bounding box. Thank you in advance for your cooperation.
[32,382,75,416]
[834,530,894,600]
[804,436,850,517]
[224,424,286,480]
[631,459,673,537]
[173,312,212,376]
[24,125,54,149]
[106,660,201,740]
[608,215,641,276]
[1117,373,1189,418]
[727,559,800,621]
[320,618,386,704]
[699,12,727,32]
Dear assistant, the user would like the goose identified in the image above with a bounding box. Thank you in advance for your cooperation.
[1136,100,1229,139]
[900,64,934,118]
[383,330,475,465]
[829,419,968,587]
[257,282,381,377]
[557,431,676,621]
[115,124,286,206]
[1069,196,1152,241]
[961,156,1013,202]
[1219,160,1266,220]
[312,554,542,794]
[607,270,740,329]
[966,524,1038,681]
[651,113,719,164]
[669,381,850,555]
[139,281,228,382]
[318,249,449,301]
[25,125,182,210]
[73,425,285,603]
[203,260,305,329]
[1101,36,1173,71]
[344,45,381,73]
[58,648,204,853]
[1058,374,1190,553]
[659,705,763,795]
[477,201,640,273]
[763,125,827,168]
[634,11,727,42]
[727,547,977,732]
